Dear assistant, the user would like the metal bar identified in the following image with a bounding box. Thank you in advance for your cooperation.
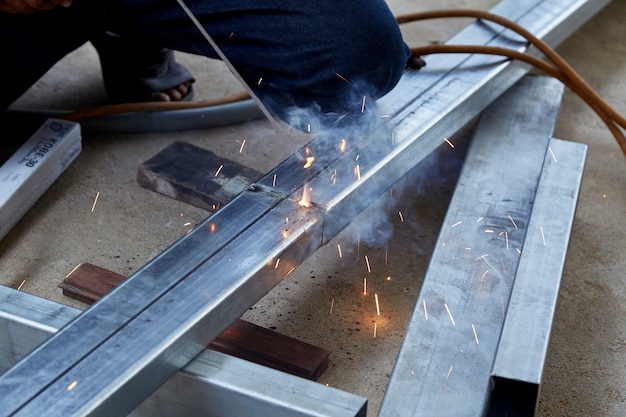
[488,138,587,416]
[0,286,367,417]
[0,0,608,415]
[378,75,565,416]
[131,350,366,417]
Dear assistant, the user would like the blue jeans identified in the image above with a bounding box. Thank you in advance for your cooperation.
[1,0,409,119]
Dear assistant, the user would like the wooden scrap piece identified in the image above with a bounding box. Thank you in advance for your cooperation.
[137,141,262,211]
[59,263,329,380]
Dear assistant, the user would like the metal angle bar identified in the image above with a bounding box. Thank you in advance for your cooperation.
[0,286,367,417]
[378,75,565,416]
[489,138,587,414]
[0,0,609,415]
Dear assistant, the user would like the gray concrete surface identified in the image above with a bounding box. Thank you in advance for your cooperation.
[1,1,624,415]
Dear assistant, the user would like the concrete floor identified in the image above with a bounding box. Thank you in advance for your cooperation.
[1,0,625,416]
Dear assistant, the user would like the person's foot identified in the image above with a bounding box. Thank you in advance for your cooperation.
[92,33,195,104]
[149,81,193,102]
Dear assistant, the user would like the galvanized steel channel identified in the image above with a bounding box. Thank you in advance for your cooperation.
[0,0,608,415]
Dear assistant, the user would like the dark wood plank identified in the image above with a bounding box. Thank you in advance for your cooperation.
[59,263,329,380]
[137,141,262,211]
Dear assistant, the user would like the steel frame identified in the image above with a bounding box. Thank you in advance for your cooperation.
[0,0,606,415]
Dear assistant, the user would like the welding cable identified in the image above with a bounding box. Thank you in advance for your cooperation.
[396,9,626,156]
[60,91,250,122]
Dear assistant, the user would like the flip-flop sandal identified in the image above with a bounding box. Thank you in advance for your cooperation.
[92,32,195,103]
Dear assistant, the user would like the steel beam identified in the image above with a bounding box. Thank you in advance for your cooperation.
[378,75,565,416]
[0,0,608,415]
[0,286,367,417]
[488,138,587,416]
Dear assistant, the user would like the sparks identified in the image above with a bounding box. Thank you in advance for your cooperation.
[17,280,26,291]
[540,226,547,246]
[385,250,389,266]
[337,244,343,258]
[423,300,428,320]
[339,139,347,153]
[398,211,405,223]
[91,191,100,213]
[505,231,509,250]
[443,137,455,148]
[480,270,489,280]
[364,255,371,273]
[354,164,361,180]
[210,223,216,234]
[335,72,352,85]
[508,214,518,229]
[257,77,263,85]
[485,229,494,234]
[373,322,377,338]
[214,164,224,177]
[303,156,315,169]
[451,221,462,228]
[472,324,480,344]
[329,298,335,315]
[475,254,489,261]
[67,380,78,391]
[548,146,558,162]
[444,303,456,326]
[476,216,484,223]
[363,278,367,295]
[361,96,367,113]
[375,293,381,316]
[238,139,246,153]
[274,258,280,269]
[272,174,277,187]
[446,367,454,380]
[298,185,311,208]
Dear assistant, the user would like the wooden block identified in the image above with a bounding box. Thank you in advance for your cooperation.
[210,319,329,381]
[137,141,262,211]
[59,263,329,380]
[59,263,125,304]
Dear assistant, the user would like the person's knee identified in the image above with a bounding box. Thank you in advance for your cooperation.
[341,5,409,99]
[301,2,409,114]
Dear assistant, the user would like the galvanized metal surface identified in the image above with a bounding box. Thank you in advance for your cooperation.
[486,138,587,417]
[0,286,367,417]
[0,0,608,415]
[492,138,587,384]
[378,75,564,416]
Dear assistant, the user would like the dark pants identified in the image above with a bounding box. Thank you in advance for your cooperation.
[0,0,409,118]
